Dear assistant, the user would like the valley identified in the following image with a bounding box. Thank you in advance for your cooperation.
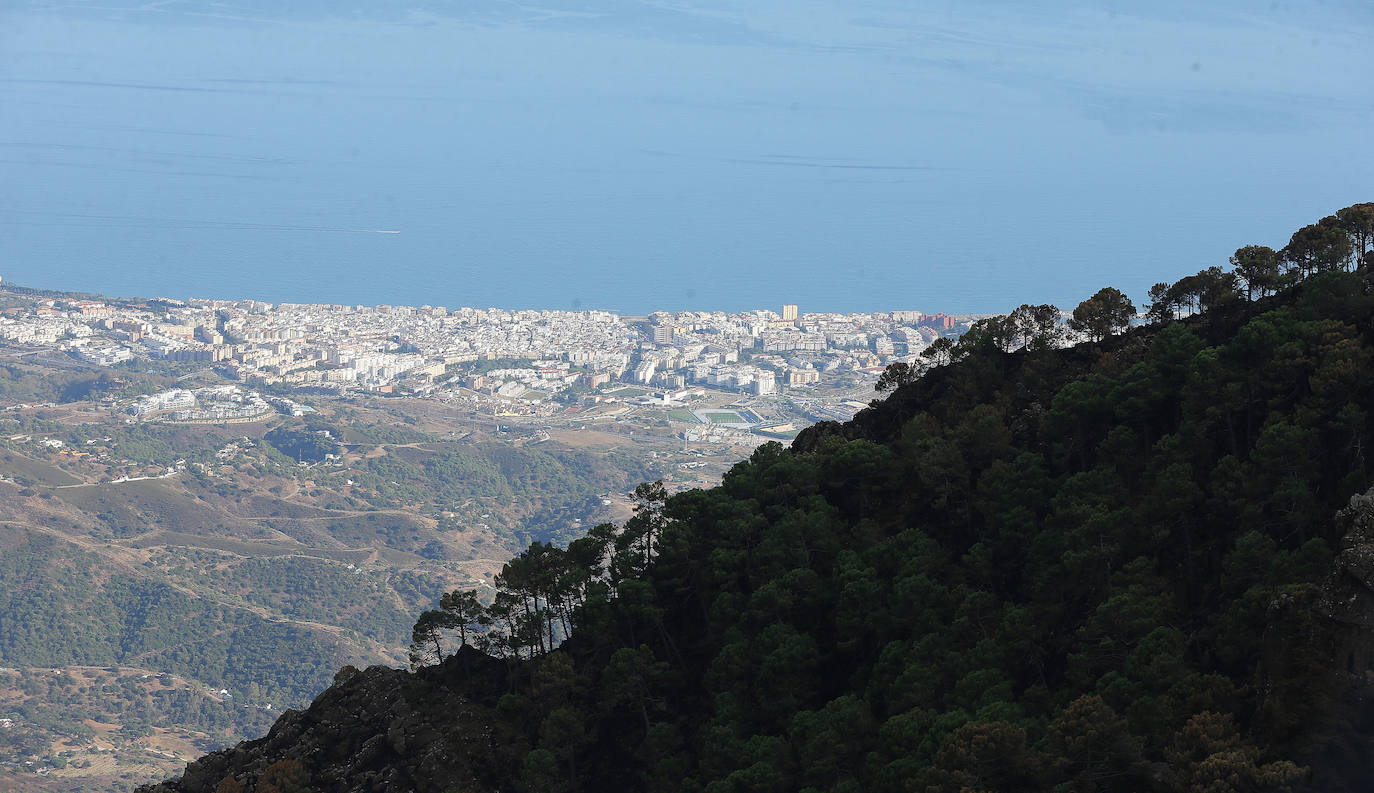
[0,353,762,791]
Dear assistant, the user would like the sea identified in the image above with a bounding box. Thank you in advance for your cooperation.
[1,0,1371,315]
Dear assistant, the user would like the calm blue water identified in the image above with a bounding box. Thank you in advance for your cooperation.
[1,1,1371,314]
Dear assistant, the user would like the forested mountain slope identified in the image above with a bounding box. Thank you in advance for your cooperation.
[148,207,1374,793]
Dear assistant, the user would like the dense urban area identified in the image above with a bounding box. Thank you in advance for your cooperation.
[0,281,991,444]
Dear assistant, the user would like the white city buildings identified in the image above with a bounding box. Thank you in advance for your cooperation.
[1,292,979,406]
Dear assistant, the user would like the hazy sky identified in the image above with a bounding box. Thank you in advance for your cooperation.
[1,0,1371,312]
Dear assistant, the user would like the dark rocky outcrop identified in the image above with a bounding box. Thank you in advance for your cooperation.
[1258,488,1374,791]
[141,648,522,793]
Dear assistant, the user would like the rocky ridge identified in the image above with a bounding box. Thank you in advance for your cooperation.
[141,649,520,793]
